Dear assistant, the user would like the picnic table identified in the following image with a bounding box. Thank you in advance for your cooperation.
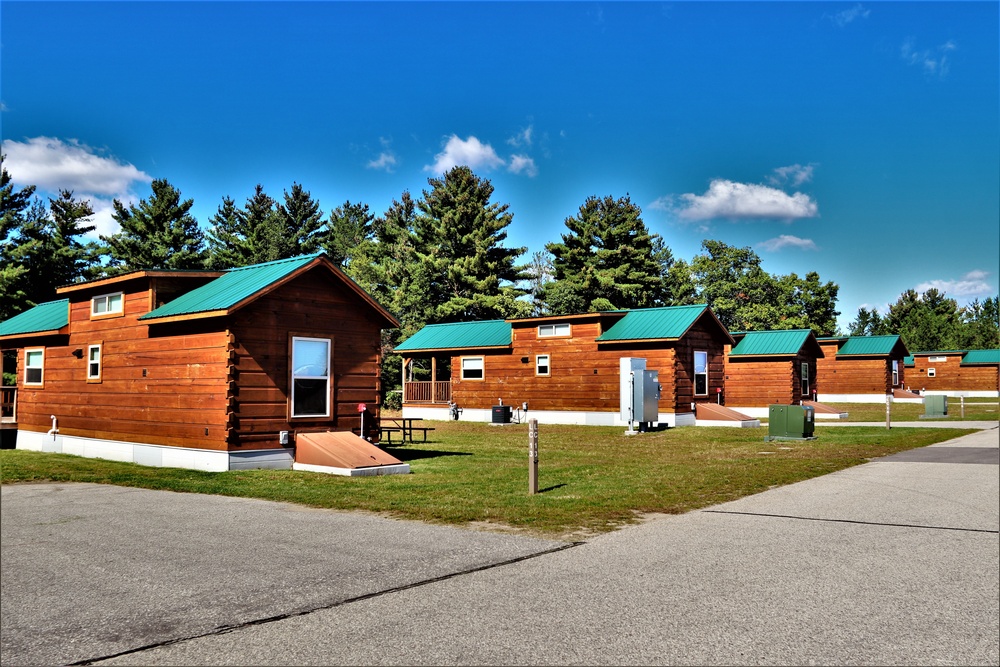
[379,417,435,444]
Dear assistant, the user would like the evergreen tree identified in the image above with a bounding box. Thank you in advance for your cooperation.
[958,296,1000,349]
[882,288,962,351]
[206,185,282,269]
[544,194,665,314]
[102,179,206,271]
[847,306,888,336]
[275,182,324,257]
[413,166,529,322]
[0,156,37,319]
[321,200,374,267]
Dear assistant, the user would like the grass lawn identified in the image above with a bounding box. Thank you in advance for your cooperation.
[0,421,978,540]
[822,397,999,422]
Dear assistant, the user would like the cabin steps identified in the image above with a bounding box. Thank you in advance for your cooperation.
[694,403,761,428]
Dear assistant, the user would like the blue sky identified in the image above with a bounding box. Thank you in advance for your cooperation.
[2,1,997,331]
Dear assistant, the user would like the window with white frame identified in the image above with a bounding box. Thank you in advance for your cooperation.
[538,323,571,338]
[461,357,484,380]
[24,348,44,386]
[91,292,123,317]
[536,354,550,376]
[801,362,810,397]
[694,350,708,396]
[87,344,102,382]
[892,360,899,386]
[927,367,936,378]
[928,356,948,363]
[290,337,331,418]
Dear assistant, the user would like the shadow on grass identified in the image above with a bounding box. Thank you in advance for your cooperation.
[381,447,474,462]
[538,483,567,493]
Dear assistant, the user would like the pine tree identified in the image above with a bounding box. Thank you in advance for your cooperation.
[275,182,324,257]
[320,200,374,267]
[544,194,664,313]
[102,179,206,271]
[0,155,37,319]
[413,166,529,322]
[206,185,282,269]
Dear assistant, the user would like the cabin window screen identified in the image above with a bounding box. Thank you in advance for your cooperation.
[801,362,810,397]
[91,292,123,317]
[536,354,550,376]
[461,357,484,380]
[87,344,102,382]
[538,323,570,337]
[290,337,331,418]
[24,348,44,386]
[694,351,708,396]
[892,360,899,386]
[927,368,936,378]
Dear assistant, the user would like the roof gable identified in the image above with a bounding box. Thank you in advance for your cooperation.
[139,253,397,327]
[961,349,1000,365]
[835,335,909,358]
[596,305,731,343]
[395,320,512,352]
[0,300,70,340]
[729,329,822,357]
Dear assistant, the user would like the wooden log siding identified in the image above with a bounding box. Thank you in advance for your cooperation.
[226,268,385,446]
[909,354,1000,392]
[722,353,817,407]
[816,341,892,394]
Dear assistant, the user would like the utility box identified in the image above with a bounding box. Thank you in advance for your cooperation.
[492,405,512,424]
[620,358,646,422]
[922,395,948,418]
[766,404,816,441]
[634,370,661,423]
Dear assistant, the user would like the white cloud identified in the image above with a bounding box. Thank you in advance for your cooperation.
[367,151,398,172]
[2,136,151,238]
[672,179,819,221]
[826,3,870,27]
[915,270,993,298]
[2,136,151,195]
[425,135,505,174]
[758,235,818,252]
[508,154,538,178]
[901,38,956,78]
[768,163,815,187]
[507,125,533,148]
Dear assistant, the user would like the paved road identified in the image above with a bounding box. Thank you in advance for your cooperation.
[2,426,997,666]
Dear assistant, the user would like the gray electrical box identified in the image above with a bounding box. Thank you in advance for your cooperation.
[634,370,660,422]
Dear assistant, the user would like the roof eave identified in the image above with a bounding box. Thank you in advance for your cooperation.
[0,327,69,343]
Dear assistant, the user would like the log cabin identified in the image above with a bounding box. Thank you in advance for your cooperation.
[0,253,399,471]
[907,349,1000,397]
[815,335,910,403]
[395,304,733,427]
[722,329,825,418]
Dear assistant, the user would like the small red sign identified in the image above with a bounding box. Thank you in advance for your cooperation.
[716,387,722,393]
[358,403,367,412]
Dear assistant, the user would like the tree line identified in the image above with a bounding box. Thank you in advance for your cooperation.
[3,155,996,384]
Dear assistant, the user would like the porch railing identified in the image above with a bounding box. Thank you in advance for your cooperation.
[1,387,16,423]
[403,381,452,404]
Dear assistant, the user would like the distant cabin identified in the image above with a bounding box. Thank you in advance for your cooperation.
[908,349,1000,397]
[722,329,825,418]
[394,305,733,427]
[815,335,910,403]
[0,253,398,471]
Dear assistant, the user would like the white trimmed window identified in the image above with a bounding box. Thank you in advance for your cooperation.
[536,354,550,376]
[290,337,331,418]
[801,362,810,397]
[694,351,708,396]
[87,344,102,382]
[461,357,484,380]
[928,356,948,363]
[538,323,571,338]
[892,360,899,386]
[24,348,44,386]
[927,368,936,378]
[91,292,124,317]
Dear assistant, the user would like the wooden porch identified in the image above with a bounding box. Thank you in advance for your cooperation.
[1,387,16,427]
[402,380,452,405]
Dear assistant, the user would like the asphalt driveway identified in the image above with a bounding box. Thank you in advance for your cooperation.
[2,425,997,666]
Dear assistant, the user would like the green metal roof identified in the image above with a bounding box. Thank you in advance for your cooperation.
[596,304,720,342]
[729,329,815,356]
[394,320,512,352]
[903,355,914,366]
[0,300,69,337]
[835,335,908,357]
[140,253,323,320]
[961,349,1000,365]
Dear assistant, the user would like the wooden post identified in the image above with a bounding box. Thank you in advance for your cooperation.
[961,396,965,418]
[528,418,538,495]
[885,393,891,430]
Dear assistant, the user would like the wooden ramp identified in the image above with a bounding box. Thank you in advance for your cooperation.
[293,431,410,476]
[893,388,923,399]
[695,403,760,428]
[802,401,849,420]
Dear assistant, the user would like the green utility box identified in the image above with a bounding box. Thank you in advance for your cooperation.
[766,404,817,441]
[921,395,948,418]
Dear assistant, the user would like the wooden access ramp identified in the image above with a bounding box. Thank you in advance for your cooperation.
[802,401,849,420]
[293,431,410,476]
[695,403,761,428]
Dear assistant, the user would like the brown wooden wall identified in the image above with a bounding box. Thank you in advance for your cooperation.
[909,355,1000,392]
[723,352,818,406]
[816,341,891,394]
[447,314,728,415]
[14,286,231,449]
[226,268,385,447]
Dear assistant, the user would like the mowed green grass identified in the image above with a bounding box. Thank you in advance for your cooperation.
[824,397,999,422]
[0,421,976,539]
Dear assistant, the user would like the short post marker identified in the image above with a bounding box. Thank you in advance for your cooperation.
[528,418,539,495]
[885,394,891,430]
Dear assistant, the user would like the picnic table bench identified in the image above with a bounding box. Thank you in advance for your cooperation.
[379,417,435,445]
